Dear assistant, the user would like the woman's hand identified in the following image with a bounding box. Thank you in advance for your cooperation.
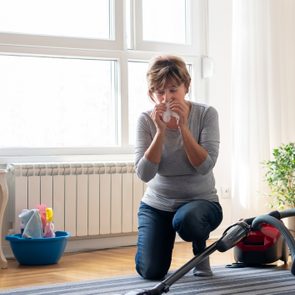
[169,99,190,128]
[151,102,167,132]
[145,102,167,164]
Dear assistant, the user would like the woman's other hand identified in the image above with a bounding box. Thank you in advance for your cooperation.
[151,102,167,132]
[169,99,190,128]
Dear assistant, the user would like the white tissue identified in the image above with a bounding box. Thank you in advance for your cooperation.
[162,103,179,123]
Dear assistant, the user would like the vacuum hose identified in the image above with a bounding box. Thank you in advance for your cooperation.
[276,208,295,219]
[252,212,295,275]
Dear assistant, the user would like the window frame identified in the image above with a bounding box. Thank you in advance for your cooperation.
[0,0,208,161]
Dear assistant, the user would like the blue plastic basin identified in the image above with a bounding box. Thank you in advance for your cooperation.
[5,231,70,265]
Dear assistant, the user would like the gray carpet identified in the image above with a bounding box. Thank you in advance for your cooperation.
[1,265,295,295]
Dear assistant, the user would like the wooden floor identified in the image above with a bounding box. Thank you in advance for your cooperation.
[0,240,236,290]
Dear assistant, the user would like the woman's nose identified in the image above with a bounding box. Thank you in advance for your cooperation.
[163,90,171,103]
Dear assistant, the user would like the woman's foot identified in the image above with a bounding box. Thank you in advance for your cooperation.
[193,257,213,277]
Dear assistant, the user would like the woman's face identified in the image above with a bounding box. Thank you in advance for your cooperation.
[152,82,187,104]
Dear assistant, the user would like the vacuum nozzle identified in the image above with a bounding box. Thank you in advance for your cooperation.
[124,289,162,295]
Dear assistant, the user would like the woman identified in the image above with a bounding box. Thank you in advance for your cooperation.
[134,55,223,280]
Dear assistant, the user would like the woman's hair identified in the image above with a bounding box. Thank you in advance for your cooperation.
[146,55,191,98]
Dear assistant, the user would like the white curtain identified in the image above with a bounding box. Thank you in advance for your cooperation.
[231,0,295,220]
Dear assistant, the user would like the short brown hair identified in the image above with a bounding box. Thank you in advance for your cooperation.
[147,55,191,97]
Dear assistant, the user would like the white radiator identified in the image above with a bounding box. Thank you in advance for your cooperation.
[11,162,145,239]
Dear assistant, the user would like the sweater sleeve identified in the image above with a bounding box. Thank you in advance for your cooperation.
[193,106,220,175]
[134,112,159,182]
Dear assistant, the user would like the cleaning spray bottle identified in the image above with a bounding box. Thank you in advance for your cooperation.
[43,207,55,238]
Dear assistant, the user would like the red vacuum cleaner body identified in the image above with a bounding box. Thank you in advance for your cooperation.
[234,223,289,265]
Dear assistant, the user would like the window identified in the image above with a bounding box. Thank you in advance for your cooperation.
[0,0,206,159]
[128,61,151,145]
[0,55,117,148]
[142,0,187,44]
[0,0,112,39]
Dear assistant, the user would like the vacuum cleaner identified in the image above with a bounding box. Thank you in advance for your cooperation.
[125,209,295,295]
[230,222,289,267]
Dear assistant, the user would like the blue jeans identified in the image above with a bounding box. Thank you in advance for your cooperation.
[135,200,223,280]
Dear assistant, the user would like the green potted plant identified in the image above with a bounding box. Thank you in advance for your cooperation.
[263,142,295,209]
[263,142,295,235]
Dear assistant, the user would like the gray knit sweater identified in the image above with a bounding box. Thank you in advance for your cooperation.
[134,102,220,212]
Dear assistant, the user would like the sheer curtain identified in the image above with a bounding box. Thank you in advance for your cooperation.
[231,0,295,220]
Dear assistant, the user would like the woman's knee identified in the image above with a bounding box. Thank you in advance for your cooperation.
[136,259,169,280]
[173,210,210,241]
[172,200,223,241]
